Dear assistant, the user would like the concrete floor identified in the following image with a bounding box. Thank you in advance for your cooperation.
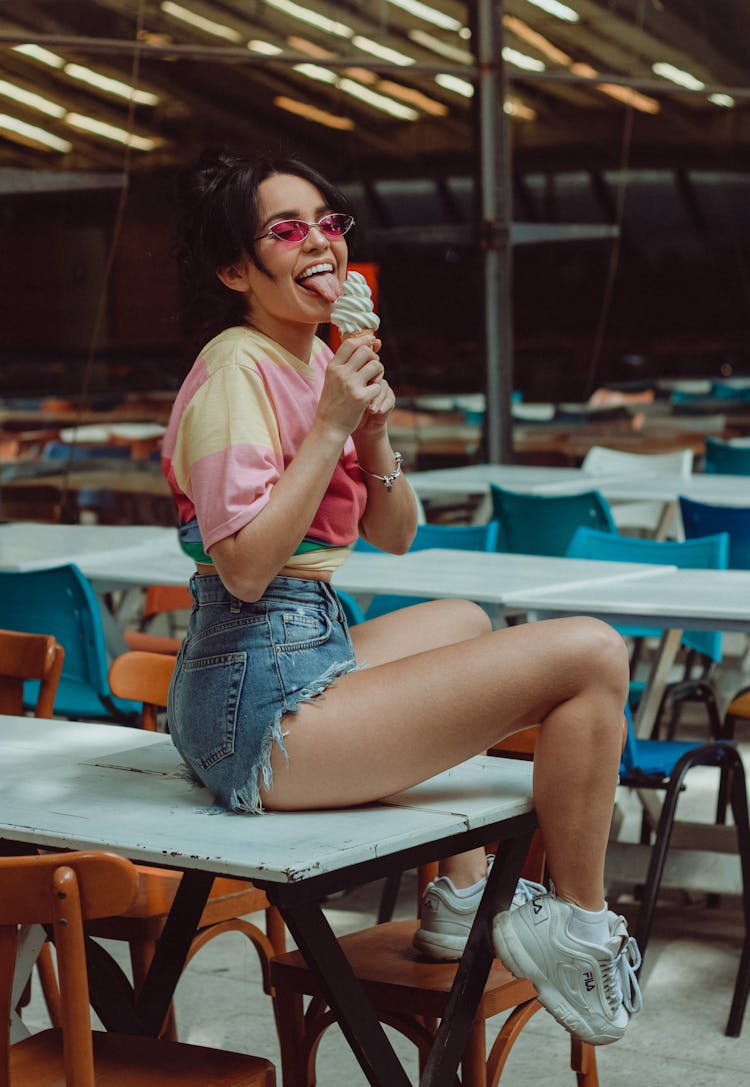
[18,644,750,1085]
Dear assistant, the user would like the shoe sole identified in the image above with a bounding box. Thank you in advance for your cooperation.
[412,930,465,962]
[492,913,625,1046]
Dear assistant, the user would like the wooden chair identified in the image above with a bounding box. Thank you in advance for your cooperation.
[0,850,276,1086]
[269,727,599,1087]
[46,650,286,1039]
[0,628,65,719]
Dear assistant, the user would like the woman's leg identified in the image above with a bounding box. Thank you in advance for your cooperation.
[262,602,629,911]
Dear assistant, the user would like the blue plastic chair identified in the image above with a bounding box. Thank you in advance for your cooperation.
[42,441,132,461]
[489,485,617,556]
[710,381,750,402]
[335,589,365,627]
[680,496,750,570]
[0,564,140,721]
[354,521,499,620]
[567,527,729,738]
[618,702,750,1037]
[703,437,750,476]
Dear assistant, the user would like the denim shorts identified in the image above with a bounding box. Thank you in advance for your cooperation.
[167,573,358,814]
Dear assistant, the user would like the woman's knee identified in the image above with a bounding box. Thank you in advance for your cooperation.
[564,616,630,699]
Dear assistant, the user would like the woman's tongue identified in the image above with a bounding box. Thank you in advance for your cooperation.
[299,271,341,303]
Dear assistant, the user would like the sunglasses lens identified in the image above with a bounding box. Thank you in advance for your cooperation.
[320,214,352,237]
[270,220,308,242]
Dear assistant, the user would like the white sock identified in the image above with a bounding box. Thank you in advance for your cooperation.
[445,873,487,898]
[566,902,610,946]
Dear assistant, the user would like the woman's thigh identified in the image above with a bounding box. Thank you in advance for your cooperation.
[262,613,629,811]
[349,597,492,666]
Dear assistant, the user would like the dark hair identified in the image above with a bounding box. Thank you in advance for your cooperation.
[175,148,355,342]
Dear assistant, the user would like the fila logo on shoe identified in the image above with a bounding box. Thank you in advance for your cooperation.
[583,970,596,993]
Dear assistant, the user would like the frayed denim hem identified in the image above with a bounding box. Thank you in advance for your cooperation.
[227,655,360,815]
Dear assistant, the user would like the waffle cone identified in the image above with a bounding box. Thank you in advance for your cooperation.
[341,327,378,340]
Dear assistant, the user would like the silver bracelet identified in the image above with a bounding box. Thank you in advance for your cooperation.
[356,451,403,492]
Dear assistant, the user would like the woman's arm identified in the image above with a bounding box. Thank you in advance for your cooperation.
[210,336,385,601]
[353,380,418,554]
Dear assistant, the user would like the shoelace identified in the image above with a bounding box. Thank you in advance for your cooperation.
[512,878,547,908]
[603,926,643,1016]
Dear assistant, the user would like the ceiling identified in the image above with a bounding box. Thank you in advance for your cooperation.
[1,0,750,183]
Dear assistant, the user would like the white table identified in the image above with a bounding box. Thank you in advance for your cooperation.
[503,568,750,739]
[0,716,535,1087]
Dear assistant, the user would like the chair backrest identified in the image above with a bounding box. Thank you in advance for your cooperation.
[679,496,750,570]
[335,590,366,626]
[0,564,139,721]
[108,650,176,731]
[581,445,693,478]
[0,484,65,523]
[355,519,499,554]
[704,437,750,475]
[0,629,64,718]
[566,526,729,661]
[490,485,617,556]
[354,521,499,620]
[0,851,137,1086]
[42,441,132,461]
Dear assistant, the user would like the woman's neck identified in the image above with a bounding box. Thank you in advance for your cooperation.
[247,315,316,364]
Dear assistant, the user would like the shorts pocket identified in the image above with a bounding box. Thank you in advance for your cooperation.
[171,651,246,771]
[278,607,333,652]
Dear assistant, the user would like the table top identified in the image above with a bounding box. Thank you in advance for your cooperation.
[408,464,750,506]
[0,716,533,885]
[504,567,750,633]
[0,522,169,572]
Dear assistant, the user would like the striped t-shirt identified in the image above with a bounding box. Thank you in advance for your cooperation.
[162,326,367,572]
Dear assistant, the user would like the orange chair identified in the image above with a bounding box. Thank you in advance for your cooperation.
[0,850,276,1086]
[0,628,65,719]
[269,727,599,1087]
[75,651,286,1039]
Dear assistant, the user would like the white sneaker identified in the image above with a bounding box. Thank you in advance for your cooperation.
[412,858,546,962]
[492,886,642,1045]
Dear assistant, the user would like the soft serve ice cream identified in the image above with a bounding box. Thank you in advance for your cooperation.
[330,271,380,338]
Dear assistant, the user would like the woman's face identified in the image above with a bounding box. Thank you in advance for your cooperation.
[237,172,349,347]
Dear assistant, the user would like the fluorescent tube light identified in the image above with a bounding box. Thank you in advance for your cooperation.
[652,61,704,90]
[709,93,734,108]
[385,0,463,32]
[435,73,474,98]
[64,63,159,105]
[275,96,354,129]
[264,0,354,38]
[65,112,157,150]
[525,0,579,22]
[502,47,545,72]
[12,44,64,68]
[0,80,65,118]
[160,1,242,41]
[407,29,472,63]
[338,78,419,119]
[0,111,72,151]
[503,16,571,65]
[248,40,283,54]
[352,35,414,66]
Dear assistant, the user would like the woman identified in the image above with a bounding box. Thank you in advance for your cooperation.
[163,149,641,1047]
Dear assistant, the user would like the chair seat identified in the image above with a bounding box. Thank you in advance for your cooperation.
[271,918,535,1018]
[23,676,140,720]
[621,738,729,779]
[10,1027,276,1086]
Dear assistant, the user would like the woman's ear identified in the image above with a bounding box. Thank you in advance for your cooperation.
[216,259,252,294]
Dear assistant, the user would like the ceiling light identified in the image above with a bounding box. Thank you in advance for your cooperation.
[597,83,660,114]
[338,78,418,119]
[503,47,546,72]
[378,80,448,116]
[503,16,571,66]
[275,95,354,129]
[63,64,159,106]
[160,1,242,41]
[248,40,283,54]
[344,67,379,85]
[435,73,474,98]
[12,44,64,68]
[0,112,72,152]
[504,97,537,121]
[524,0,579,22]
[352,36,414,66]
[287,36,333,59]
[408,29,472,64]
[0,80,65,118]
[569,61,596,78]
[384,0,463,32]
[265,0,354,39]
[652,61,704,91]
[709,93,734,108]
[293,63,337,85]
[65,112,157,150]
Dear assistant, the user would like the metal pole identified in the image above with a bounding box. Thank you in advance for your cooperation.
[475,0,514,463]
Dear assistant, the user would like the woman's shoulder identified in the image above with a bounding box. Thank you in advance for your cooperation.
[199,326,271,372]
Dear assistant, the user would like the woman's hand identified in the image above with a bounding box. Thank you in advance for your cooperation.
[353,376,395,441]
[315,334,384,442]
